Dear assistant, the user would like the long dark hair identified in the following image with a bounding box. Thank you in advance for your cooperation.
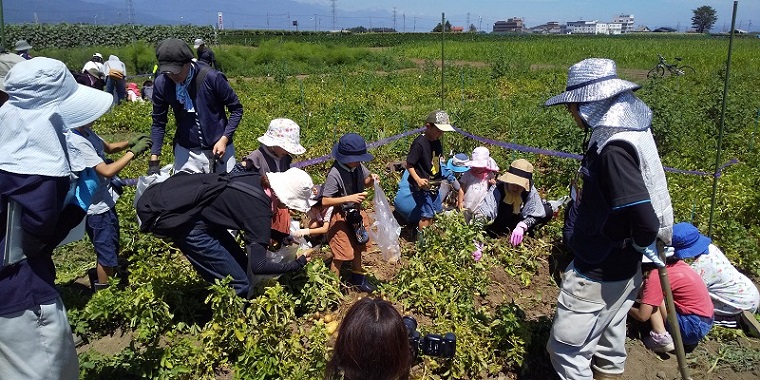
[325,297,412,380]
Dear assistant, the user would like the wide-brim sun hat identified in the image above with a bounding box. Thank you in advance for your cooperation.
[4,57,112,129]
[332,132,374,164]
[498,159,533,192]
[671,222,711,260]
[446,153,470,173]
[425,109,454,132]
[0,53,26,91]
[544,58,641,106]
[267,167,318,213]
[257,118,306,155]
[465,146,499,171]
[14,40,32,52]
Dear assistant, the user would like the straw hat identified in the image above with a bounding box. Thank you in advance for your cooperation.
[465,147,499,171]
[266,167,318,212]
[257,118,306,155]
[498,159,533,192]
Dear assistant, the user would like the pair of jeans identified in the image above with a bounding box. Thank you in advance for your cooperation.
[105,77,126,105]
[173,221,249,297]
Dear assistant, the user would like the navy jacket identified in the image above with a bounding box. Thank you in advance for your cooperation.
[0,171,71,316]
[150,62,243,156]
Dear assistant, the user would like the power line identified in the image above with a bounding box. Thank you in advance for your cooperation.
[330,0,337,30]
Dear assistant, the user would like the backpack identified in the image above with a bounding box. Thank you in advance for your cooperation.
[136,171,269,237]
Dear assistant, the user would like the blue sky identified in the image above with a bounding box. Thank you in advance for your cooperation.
[296,0,758,32]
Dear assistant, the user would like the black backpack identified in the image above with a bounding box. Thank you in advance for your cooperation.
[136,171,269,237]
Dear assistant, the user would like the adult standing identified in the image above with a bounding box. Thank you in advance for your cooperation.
[148,38,242,174]
[0,57,113,379]
[194,38,217,69]
[14,40,33,60]
[544,58,673,380]
[102,55,127,105]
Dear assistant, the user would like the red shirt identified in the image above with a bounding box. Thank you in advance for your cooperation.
[640,260,713,318]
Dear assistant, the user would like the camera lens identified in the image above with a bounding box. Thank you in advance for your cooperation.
[402,316,417,335]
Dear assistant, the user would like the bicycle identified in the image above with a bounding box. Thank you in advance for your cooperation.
[647,54,696,78]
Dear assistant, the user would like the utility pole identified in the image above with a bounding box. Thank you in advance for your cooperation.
[413,17,417,32]
[314,14,318,31]
[393,7,397,31]
[403,14,406,32]
[0,0,5,50]
[467,12,470,29]
[125,0,135,25]
[266,13,269,27]
[479,16,482,32]
[331,0,337,30]
[369,16,372,31]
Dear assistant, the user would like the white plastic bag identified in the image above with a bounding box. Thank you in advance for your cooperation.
[250,244,299,286]
[134,164,172,227]
[289,220,312,249]
[367,182,401,263]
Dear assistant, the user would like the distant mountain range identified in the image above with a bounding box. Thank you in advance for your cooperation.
[4,0,416,31]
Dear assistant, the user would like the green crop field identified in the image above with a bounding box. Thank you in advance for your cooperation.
[29,28,760,378]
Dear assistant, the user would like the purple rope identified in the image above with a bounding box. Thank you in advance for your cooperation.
[121,127,738,184]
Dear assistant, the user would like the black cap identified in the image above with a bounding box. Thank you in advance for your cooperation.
[155,38,194,74]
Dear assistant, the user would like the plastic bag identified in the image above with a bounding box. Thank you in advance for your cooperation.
[289,220,311,249]
[134,164,173,227]
[367,182,401,263]
[250,244,299,286]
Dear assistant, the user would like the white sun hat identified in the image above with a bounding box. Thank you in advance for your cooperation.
[0,52,25,91]
[465,146,499,171]
[266,167,318,212]
[257,118,306,155]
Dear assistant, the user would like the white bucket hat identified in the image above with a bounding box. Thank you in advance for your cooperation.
[546,58,651,131]
[14,40,32,52]
[0,52,25,91]
[545,58,640,106]
[465,147,499,171]
[267,167,318,212]
[193,38,205,49]
[258,118,306,155]
[4,57,113,129]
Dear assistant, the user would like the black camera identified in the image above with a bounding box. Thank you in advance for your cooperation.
[342,203,368,245]
[403,316,456,359]
[110,175,125,196]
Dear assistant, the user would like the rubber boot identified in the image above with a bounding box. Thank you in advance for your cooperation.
[349,271,376,293]
[87,268,98,291]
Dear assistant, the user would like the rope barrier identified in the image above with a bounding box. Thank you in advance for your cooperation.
[123,126,738,185]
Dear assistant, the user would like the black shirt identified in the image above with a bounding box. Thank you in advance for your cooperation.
[406,134,443,191]
[198,172,306,274]
[569,140,656,281]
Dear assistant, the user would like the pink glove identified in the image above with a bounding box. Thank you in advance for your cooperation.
[510,222,528,246]
[291,228,310,238]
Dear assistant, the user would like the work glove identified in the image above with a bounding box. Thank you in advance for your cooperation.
[510,222,528,246]
[291,228,310,238]
[147,159,161,175]
[128,134,149,149]
[129,138,152,158]
[633,241,666,268]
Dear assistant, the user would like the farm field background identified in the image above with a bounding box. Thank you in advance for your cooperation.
[32,30,760,379]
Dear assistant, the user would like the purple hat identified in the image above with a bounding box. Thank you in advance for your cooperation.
[671,222,711,259]
[332,133,374,164]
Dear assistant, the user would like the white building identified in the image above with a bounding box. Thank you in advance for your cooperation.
[613,14,635,33]
[566,19,626,35]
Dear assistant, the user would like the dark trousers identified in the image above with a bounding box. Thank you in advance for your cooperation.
[173,221,249,297]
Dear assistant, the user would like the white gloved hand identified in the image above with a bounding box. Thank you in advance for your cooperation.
[291,228,310,238]
[633,241,665,268]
